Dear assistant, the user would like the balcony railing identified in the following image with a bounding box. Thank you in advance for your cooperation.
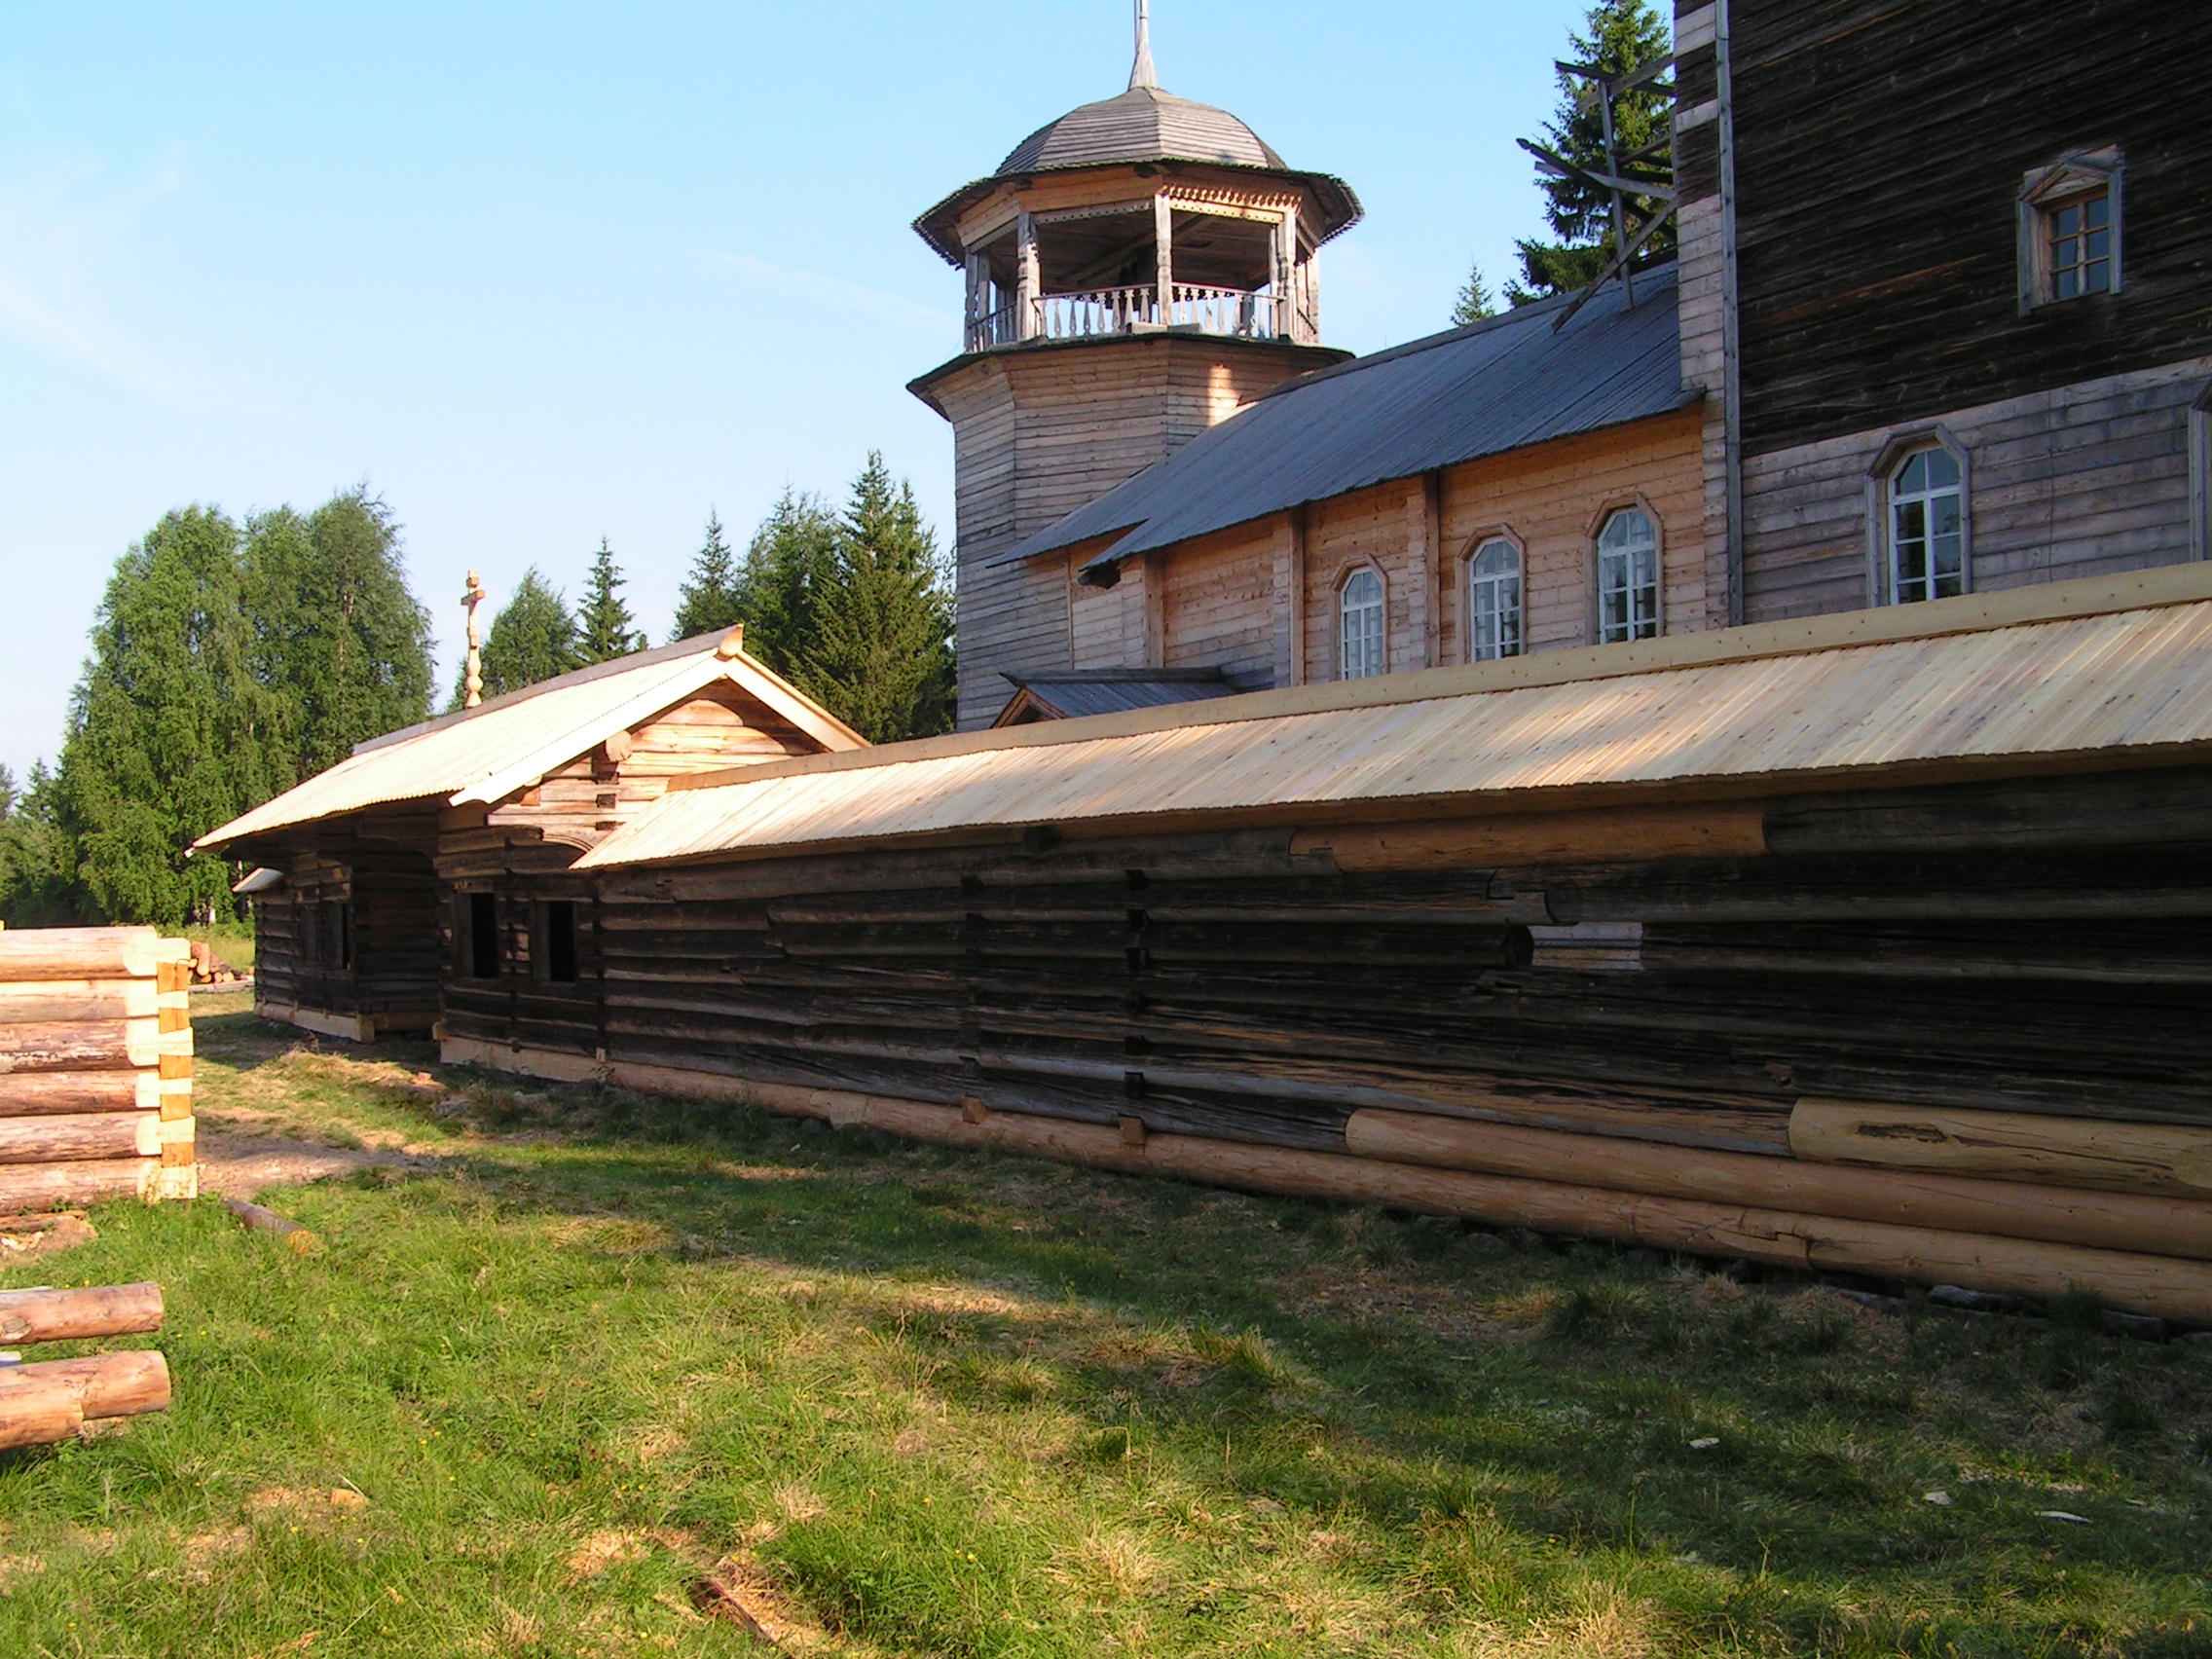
[965,283,1313,353]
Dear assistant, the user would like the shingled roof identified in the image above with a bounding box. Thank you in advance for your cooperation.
[1004,265,1694,576]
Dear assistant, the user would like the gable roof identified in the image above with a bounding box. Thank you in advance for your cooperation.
[193,629,865,853]
[1005,266,1693,575]
[573,563,2212,871]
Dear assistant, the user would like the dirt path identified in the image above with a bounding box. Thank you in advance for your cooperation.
[192,1130,447,1198]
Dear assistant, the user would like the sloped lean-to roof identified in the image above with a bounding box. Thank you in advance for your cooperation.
[194,628,865,853]
[1004,265,1693,577]
[575,564,2212,871]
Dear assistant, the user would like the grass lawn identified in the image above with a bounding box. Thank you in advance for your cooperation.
[0,1000,2207,1657]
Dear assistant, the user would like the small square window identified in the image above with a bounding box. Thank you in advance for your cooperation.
[2019,148,2120,311]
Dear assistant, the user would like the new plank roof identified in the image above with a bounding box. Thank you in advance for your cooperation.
[194,630,864,852]
[574,565,2212,871]
[1005,266,1693,574]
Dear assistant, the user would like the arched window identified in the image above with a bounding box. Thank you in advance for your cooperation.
[1888,447,1966,603]
[1466,537,1522,662]
[1340,567,1384,680]
[1597,507,1659,643]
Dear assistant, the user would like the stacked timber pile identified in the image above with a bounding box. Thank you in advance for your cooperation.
[0,1282,171,1449]
[554,767,2212,1324]
[0,929,196,1210]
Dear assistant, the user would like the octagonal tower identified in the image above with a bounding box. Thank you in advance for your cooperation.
[909,4,1361,727]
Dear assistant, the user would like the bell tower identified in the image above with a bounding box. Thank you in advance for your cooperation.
[910,3,1360,727]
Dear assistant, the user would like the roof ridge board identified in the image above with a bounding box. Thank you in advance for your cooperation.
[652,563,2212,802]
[352,631,723,755]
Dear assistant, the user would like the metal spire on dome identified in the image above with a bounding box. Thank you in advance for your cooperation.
[1128,0,1159,91]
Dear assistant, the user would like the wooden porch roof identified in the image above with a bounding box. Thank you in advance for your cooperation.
[574,565,2212,870]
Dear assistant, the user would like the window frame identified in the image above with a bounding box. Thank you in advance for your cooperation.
[2190,384,2212,567]
[1591,502,1662,645]
[1337,563,1387,681]
[2017,147,2122,313]
[1462,531,1525,663]
[1865,427,1972,607]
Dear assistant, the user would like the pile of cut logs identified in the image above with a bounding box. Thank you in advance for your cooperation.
[0,1282,170,1449]
[0,928,197,1210]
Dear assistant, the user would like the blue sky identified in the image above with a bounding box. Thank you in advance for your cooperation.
[0,1,1602,779]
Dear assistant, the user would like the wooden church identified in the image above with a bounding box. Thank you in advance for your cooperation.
[199,0,2212,1319]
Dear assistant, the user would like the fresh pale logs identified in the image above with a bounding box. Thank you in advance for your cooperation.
[0,927,174,983]
[0,1071,158,1116]
[0,980,158,1023]
[628,1065,2212,1321]
[0,1352,170,1450]
[1346,1109,2212,1260]
[1290,802,1768,871]
[1790,1099,2212,1197]
[0,1379,81,1450]
[0,1112,158,1166]
[0,1159,157,1211]
[0,1282,164,1345]
[12,1350,171,1419]
[1134,1135,2212,1323]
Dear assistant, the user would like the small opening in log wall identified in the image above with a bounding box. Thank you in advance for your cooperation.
[534,902,578,984]
[467,894,500,979]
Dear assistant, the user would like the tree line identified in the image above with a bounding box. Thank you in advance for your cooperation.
[0,454,952,929]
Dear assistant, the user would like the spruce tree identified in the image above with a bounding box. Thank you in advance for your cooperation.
[576,537,645,663]
[670,511,741,641]
[1452,262,1497,325]
[0,762,83,927]
[243,488,434,784]
[460,569,581,705]
[1507,0,1674,305]
[793,454,956,743]
[729,489,841,679]
[58,505,281,925]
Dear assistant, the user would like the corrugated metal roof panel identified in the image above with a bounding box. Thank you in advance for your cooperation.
[1005,268,1692,571]
[194,634,864,851]
[576,571,2212,871]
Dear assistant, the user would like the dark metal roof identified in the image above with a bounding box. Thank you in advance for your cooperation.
[994,668,1257,724]
[1004,267,1695,573]
[1000,87,1283,174]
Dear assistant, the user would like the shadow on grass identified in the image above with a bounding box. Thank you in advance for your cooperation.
[367,1072,2212,1631]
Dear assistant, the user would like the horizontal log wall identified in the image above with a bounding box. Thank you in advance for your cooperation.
[0,929,193,1210]
[419,766,2209,1310]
